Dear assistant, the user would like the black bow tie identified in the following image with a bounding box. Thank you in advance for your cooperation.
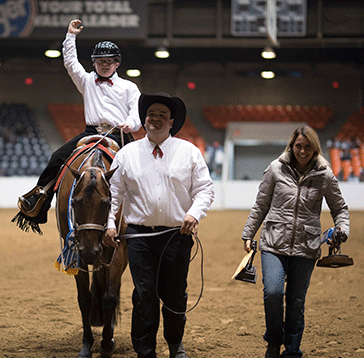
[95,77,113,85]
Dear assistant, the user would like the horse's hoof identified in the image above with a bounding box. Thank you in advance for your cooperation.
[78,342,93,358]
[100,338,116,357]
[78,352,92,358]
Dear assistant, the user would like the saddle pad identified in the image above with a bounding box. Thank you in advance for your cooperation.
[54,143,115,192]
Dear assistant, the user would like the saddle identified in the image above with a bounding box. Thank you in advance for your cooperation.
[55,135,118,191]
[76,135,120,153]
[18,135,119,218]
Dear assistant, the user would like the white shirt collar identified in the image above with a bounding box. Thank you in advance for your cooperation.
[147,134,172,150]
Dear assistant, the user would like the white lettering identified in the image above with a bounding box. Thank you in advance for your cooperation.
[39,2,48,12]
[34,14,79,27]
[98,14,108,25]
[84,1,104,13]
[38,1,83,14]
[82,14,97,26]
[106,1,132,13]
[84,2,92,13]
[48,2,62,13]
[34,13,140,28]
[119,14,139,27]
[84,1,132,14]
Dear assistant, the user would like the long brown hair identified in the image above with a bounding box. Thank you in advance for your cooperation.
[284,125,331,168]
[285,125,322,160]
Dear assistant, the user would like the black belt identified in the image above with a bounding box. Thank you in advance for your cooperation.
[128,224,178,232]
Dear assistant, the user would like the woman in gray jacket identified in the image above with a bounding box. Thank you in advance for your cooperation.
[241,125,350,358]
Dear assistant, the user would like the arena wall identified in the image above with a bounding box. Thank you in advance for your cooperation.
[1,177,363,211]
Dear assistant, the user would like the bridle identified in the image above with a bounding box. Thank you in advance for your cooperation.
[71,166,115,272]
[57,130,124,274]
[74,223,106,232]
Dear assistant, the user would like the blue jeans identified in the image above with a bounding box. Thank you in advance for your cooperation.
[261,251,316,357]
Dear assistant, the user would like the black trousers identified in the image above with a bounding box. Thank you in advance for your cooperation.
[37,125,129,193]
[126,224,194,358]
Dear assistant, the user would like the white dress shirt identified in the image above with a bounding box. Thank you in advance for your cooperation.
[62,33,141,131]
[107,135,215,229]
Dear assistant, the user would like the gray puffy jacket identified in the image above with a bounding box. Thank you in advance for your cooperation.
[242,152,350,259]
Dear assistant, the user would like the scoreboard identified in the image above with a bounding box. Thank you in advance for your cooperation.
[231,0,306,39]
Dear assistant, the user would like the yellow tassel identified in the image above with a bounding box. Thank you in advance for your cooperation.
[54,260,79,276]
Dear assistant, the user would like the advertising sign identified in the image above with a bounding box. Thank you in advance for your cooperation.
[0,0,147,39]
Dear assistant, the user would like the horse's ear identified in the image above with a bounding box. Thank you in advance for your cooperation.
[69,167,82,180]
[104,166,118,182]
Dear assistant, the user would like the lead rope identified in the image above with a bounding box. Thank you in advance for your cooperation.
[121,228,204,315]
[156,231,204,315]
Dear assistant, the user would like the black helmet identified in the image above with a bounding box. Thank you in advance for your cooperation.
[91,41,121,63]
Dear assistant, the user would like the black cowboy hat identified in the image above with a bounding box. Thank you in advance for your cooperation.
[138,92,186,136]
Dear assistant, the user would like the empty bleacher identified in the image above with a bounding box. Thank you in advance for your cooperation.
[124,117,206,154]
[47,103,206,154]
[0,103,51,176]
[175,117,206,155]
[335,108,364,142]
[203,104,334,130]
[47,103,86,143]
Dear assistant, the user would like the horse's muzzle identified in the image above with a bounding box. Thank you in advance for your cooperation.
[79,245,101,265]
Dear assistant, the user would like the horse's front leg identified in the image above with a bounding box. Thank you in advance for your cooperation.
[75,269,94,358]
[100,242,128,356]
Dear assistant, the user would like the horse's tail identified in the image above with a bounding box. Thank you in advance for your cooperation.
[90,270,121,327]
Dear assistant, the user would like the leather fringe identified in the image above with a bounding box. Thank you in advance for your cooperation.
[11,211,43,235]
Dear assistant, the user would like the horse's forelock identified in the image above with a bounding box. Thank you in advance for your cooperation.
[81,169,99,198]
[80,168,110,201]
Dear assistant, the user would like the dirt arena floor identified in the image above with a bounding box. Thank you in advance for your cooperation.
[1,208,363,358]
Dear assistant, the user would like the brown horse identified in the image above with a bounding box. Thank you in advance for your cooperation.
[56,140,128,358]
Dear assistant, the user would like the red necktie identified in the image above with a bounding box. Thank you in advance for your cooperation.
[95,77,113,85]
[152,145,163,158]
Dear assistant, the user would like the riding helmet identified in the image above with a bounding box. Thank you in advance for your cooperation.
[91,41,122,63]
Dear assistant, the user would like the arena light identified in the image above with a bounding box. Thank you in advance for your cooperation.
[261,71,275,79]
[154,46,170,59]
[45,49,61,58]
[126,69,141,78]
[261,47,276,59]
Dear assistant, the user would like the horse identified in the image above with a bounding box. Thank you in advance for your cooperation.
[55,137,128,358]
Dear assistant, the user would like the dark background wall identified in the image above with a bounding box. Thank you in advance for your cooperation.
[1,0,364,148]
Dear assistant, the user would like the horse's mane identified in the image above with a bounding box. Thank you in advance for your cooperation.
[82,150,106,199]
[92,149,104,168]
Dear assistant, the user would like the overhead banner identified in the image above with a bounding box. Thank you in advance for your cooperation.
[0,0,147,39]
